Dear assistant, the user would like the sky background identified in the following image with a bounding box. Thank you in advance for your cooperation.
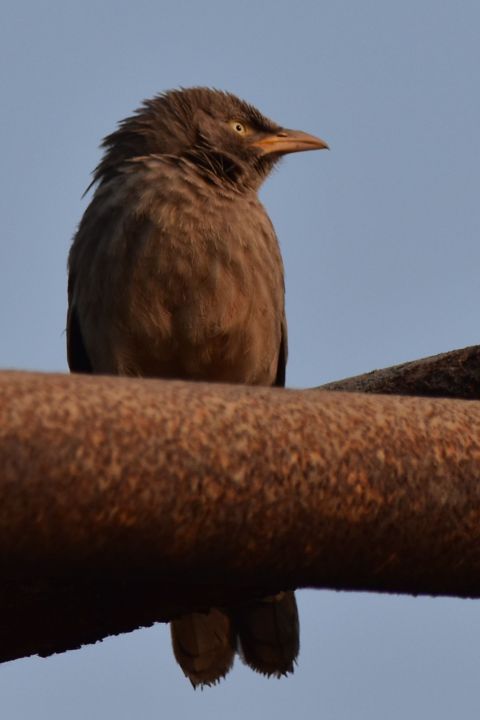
[1,0,480,717]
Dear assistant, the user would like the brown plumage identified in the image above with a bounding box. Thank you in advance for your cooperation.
[67,87,327,687]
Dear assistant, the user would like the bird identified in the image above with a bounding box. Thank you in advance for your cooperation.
[67,87,328,687]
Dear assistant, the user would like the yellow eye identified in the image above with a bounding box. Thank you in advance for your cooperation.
[229,120,247,135]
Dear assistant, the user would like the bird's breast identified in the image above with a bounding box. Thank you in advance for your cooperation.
[71,160,285,384]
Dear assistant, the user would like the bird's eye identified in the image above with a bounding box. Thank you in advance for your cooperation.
[229,120,247,135]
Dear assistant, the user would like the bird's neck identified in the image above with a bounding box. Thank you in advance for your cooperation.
[184,148,257,192]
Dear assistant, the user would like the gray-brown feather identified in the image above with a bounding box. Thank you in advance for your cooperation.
[171,609,236,688]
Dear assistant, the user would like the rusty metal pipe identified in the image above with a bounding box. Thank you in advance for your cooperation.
[1,368,480,661]
[319,344,480,399]
[2,368,480,593]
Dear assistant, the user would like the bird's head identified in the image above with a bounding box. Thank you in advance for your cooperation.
[90,87,328,192]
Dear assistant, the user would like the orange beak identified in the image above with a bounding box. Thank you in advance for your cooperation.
[251,128,329,156]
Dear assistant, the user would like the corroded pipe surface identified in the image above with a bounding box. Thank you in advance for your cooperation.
[1,369,480,661]
[2,369,480,592]
[320,344,480,398]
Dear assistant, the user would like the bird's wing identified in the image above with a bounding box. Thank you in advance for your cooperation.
[66,272,93,373]
[274,317,288,388]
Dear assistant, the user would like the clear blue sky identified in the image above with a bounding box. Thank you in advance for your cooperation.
[1,1,480,718]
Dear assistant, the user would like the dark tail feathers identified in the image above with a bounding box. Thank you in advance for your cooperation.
[170,592,299,688]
